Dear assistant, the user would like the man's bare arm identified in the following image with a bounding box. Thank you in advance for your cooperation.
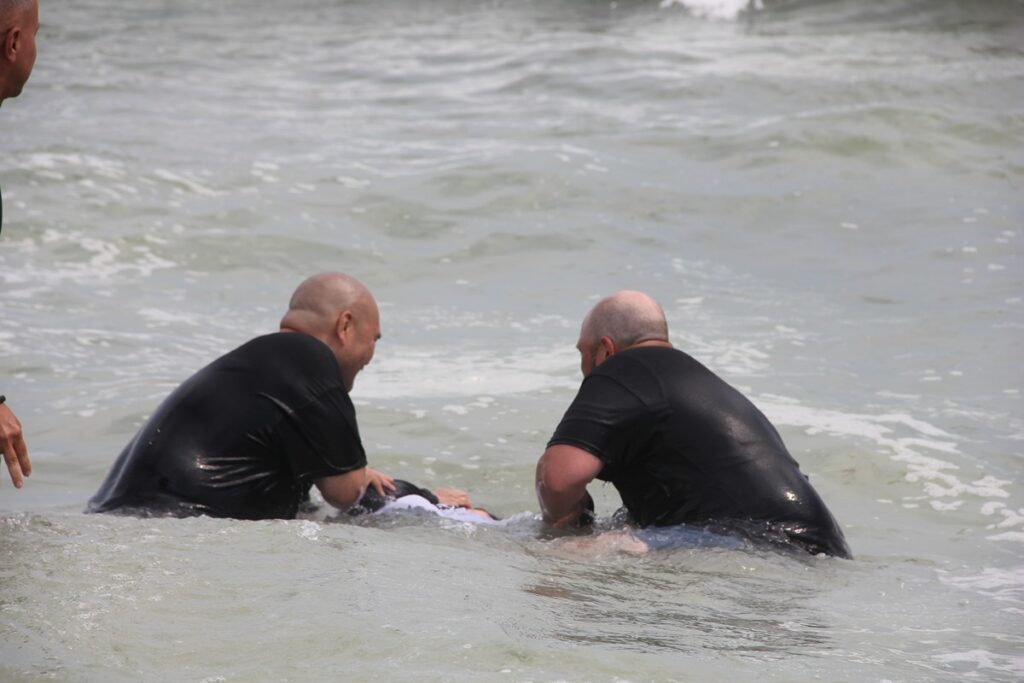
[315,467,369,510]
[535,444,604,527]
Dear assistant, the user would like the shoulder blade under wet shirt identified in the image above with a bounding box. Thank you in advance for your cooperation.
[87,332,367,519]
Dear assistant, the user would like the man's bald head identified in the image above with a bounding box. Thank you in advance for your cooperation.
[0,0,34,23]
[283,272,372,330]
[582,290,669,348]
[576,291,670,377]
[0,0,38,104]
[280,272,380,391]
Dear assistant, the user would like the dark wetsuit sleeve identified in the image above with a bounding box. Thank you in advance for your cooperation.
[281,387,368,481]
[548,373,656,477]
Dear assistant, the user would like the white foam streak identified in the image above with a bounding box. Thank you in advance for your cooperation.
[1,232,178,285]
[932,650,1024,677]
[659,0,762,21]
[152,169,222,197]
[760,399,1015,517]
[25,152,127,178]
[356,345,579,400]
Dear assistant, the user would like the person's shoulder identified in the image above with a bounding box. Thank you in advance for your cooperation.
[244,331,327,352]
[623,345,710,372]
[231,332,334,365]
[601,345,685,374]
[594,347,715,393]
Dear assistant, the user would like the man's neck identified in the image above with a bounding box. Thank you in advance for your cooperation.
[627,339,673,351]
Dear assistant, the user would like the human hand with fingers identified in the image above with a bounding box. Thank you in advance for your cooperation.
[0,397,31,489]
[365,467,396,497]
[433,487,472,508]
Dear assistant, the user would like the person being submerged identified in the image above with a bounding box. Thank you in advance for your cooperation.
[87,272,474,520]
[354,479,501,525]
[535,291,852,558]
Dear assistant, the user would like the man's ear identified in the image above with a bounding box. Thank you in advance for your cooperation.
[3,27,21,62]
[335,310,353,346]
[599,336,617,356]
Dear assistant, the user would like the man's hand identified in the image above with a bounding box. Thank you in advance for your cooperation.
[0,402,31,489]
[365,467,396,497]
[434,487,471,508]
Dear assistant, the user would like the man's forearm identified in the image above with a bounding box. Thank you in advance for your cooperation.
[315,467,368,510]
[535,444,603,527]
[537,481,592,527]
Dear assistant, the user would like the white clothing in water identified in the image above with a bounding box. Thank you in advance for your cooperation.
[373,495,505,526]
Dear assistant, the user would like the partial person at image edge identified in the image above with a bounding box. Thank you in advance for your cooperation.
[0,0,40,490]
[535,290,852,559]
[0,0,39,236]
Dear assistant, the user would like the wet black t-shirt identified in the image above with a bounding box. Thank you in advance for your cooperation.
[549,346,851,557]
[87,332,367,520]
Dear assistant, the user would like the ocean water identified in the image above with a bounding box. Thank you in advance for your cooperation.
[1,0,1022,680]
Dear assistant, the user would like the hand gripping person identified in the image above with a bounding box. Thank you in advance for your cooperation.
[0,0,40,489]
[535,291,852,558]
[89,273,407,519]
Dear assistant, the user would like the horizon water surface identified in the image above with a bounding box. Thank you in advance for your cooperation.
[1,0,1023,681]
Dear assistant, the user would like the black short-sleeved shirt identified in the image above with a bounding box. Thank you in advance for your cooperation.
[549,346,851,558]
[87,332,367,520]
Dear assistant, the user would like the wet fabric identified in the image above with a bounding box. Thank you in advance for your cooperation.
[372,495,507,526]
[549,346,851,558]
[633,524,747,551]
[356,479,439,512]
[87,332,367,520]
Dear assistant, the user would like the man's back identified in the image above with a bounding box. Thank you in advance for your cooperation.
[87,332,367,519]
[551,346,851,557]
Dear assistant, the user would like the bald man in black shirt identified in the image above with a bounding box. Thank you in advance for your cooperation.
[89,273,473,520]
[536,291,851,558]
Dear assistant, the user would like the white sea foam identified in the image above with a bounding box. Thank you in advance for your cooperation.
[152,169,222,196]
[760,398,1016,521]
[25,152,127,179]
[678,334,772,377]
[296,520,321,541]
[137,308,202,326]
[357,345,578,400]
[1,230,178,285]
[980,503,1024,542]
[932,649,1024,677]
[659,0,762,20]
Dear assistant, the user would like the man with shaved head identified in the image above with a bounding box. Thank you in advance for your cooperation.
[536,291,851,558]
[89,273,402,519]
